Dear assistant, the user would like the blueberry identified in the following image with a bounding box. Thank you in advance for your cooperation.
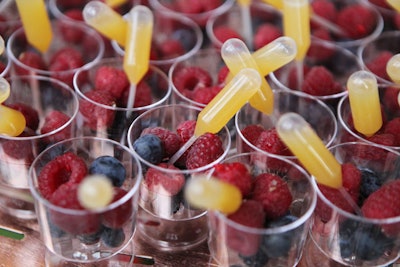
[359,168,382,205]
[339,219,395,261]
[101,227,125,248]
[89,156,126,187]
[132,134,164,164]
[239,249,269,267]
[261,214,299,258]
[49,221,66,238]
[77,228,103,245]
[171,29,196,51]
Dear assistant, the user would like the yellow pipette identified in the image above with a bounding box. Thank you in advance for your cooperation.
[386,54,400,84]
[0,36,4,56]
[184,175,242,214]
[15,0,52,53]
[123,5,153,117]
[237,0,253,49]
[222,38,274,114]
[276,112,342,188]
[105,0,128,8]
[83,1,128,47]
[387,0,400,12]
[0,77,26,137]
[347,70,382,137]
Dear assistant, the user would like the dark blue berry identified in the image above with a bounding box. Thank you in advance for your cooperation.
[339,219,394,261]
[49,221,66,238]
[239,250,269,267]
[358,168,382,205]
[77,228,103,245]
[261,214,299,258]
[89,156,126,187]
[172,29,196,51]
[101,227,125,248]
[132,134,164,164]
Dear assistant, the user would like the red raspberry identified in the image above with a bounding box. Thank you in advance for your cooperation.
[212,162,253,197]
[361,134,396,158]
[301,66,342,96]
[141,127,182,158]
[2,130,35,162]
[177,0,220,14]
[308,29,335,61]
[64,9,84,21]
[217,65,230,85]
[16,51,47,76]
[38,152,88,200]
[186,132,224,169]
[213,26,243,47]
[94,66,129,99]
[49,47,84,87]
[172,66,213,94]
[226,200,265,256]
[342,163,362,201]
[253,23,282,50]
[366,51,394,81]
[157,39,185,59]
[252,173,293,220]
[102,188,133,228]
[144,163,185,195]
[287,64,311,90]
[368,0,391,9]
[239,124,264,153]
[118,80,152,108]
[361,179,400,236]
[176,120,196,143]
[49,183,102,235]
[40,110,72,143]
[192,84,223,105]
[59,15,84,43]
[384,118,400,146]
[336,4,377,39]
[310,0,337,30]
[383,86,400,115]
[79,89,116,130]
[5,102,39,131]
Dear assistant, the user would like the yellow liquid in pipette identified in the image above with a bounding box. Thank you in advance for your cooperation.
[0,105,26,137]
[105,0,128,8]
[277,113,342,189]
[283,0,310,61]
[15,0,52,53]
[347,71,382,137]
[262,0,284,9]
[387,0,400,12]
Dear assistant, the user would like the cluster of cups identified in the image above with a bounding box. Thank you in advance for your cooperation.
[1,0,400,266]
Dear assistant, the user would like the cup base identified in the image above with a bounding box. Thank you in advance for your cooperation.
[0,186,36,220]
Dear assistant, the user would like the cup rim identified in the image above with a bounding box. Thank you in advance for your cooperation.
[0,75,79,141]
[211,152,317,234]
[127,103,232,174]
[312,141,400,224]
[6,19,105,75]
[28,136,143,215]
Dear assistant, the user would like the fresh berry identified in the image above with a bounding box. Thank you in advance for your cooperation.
[217,65,230,84]
[185,132,224,169]
[16,51,46,76]
[358,168,382,205]
[157,38,185,59]
[102,188,133,228]
[342,163,362,201]
[301,66,342,96]
[252,173,293,220]
[253,23,282,50]
[357,134,396,160]
[212,162,253,197]
[5,102,39,131]
[49,47,84,86]
[89,156,126,187]
[79,89,116,130]
[310,0,337,30]
[64,9,84,21]
[384,118,400,146]
[239,124,264,153]
[239,250,269,267]
[213,26,242,46]
[307,29,335,61]
[1,130,35,161]
[368,0,391,9]
[94,66,129,99]
[141,127,182,158]
[132,134,164,165]
[192,84,222,105]
[227,200,265,256]
[172,66,213,94]
[59,16,84,43]
[144,163,185,195]
[171,28,197,51]
[177,0,220,14]
[176,120,196,143]
[365,51,393,81]
[40,110,71,143]
[287,64,311,90]
[119,80,152,108]
[383,86,400,115]
[38,152,88,200]
[101,226,125,248]
[336,4,377,39]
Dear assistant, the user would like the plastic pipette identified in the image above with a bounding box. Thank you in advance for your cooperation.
[15,0,52,53]
[83,1,128,47]
[237,0,253,49]
[387,0,400,12]
[0,36,4,55]
[347,70,382,137]
[105,0,128,8]
[386,54,400,84]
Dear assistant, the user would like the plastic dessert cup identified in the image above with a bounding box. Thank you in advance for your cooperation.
[112,10,203,73]
[7,19,105,88]
[207,152,317,267]
[0,0,21,42]
[0,75,78,219]
[366,0,399,31]
[127,104,231,251]
[73,57,171,143]
[29,136,142,265]
[269,39,361,110]
[308,142,400,266]
[148,0,235,28]
[0,51,10,77]
[235,90,337,158]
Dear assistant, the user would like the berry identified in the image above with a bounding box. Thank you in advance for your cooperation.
[176,120,196,143]
[251,173,293,220]
[5,102,39,131]
[357,134,396,160]
[336,4,377,39]
[368,0,391,9]
[365,51,393,81]
[185,132,224,169]
[383,86,400,115]
[239,251,269,267]
[213,162,253,197]
[1,131,35,161]
[101,227,125,248]
[239,124,264,153]
[141,127,182,158]
[16,51,46,76]
[307,29,335,61]
[64,9,84,21]
[217,65,230,84]
[40,110,71,143]
[79,89,116,130]
[132,134,164,165]
[342,163,362,201]
[287,64,311,90]
[119,80,152,108]
[103,188,133,228]
[310,0,337,30]
[172,66,213,94]
[59,15,84,43]
[38,152,88,200]
[384,117,400,146]
[213,26,242,47]
[192,84,222,105]
[301,66,342,96]
[171,29,197,51]
[77,175,114,210]
[94,66,129,99]
[227,200,265,256]
[144,163,185,195]
[89,156,126,187]
[157,38,185,59]
[358,168,382,205]
[49,47,84,86]
[253,23,282,50]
